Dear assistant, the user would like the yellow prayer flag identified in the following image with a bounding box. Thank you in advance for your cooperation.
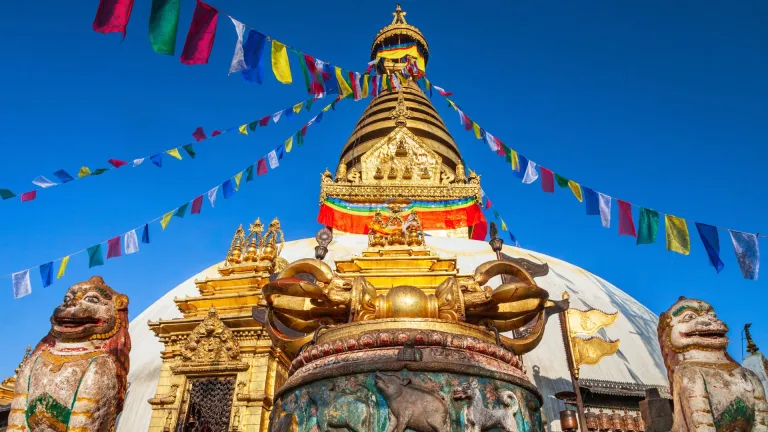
[78,166,91,178]
[238,124,248,135]
[322,104,332,113]
[293,102,303,114]
[473,123,482,139]
[271,40,292,84]
[447,99,457,111]
[361,75,369,98]
[335,66,353,98]
[57,256,70,279]
[510,150,520,171]
[285,136,294,153]
[568,180,583,202]
[234,172,243,190]
[665,214,691,255]
[501,220,508,231]
[166,148,182,160]
[160,211,174,230]
[397,72,407,86]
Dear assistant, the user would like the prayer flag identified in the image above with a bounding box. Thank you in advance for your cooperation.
[182,144,196,158]
[207,186,219,207]
[212,130,221,136]
[268,150,279,169]
[228,17,247,73]
[149,0,180,55]
[515,155,529,179]
[285,136,293,153]
[244,165,254,182]
[349,71,362,100]
[362,74,370,98]
[257,158,268,175]
[78,166,91,178]
[483,131,500,153]
[509,150,520,171]
[273,111,282,123]
[175,202,189,218]
[241,30,267,83]
[433,85,452,96]
[730,230,760,280]
[313,111,323,124]
[222,179,236,199]
[540,167,554,193]
[473,123,482,139]
[555,173,569,188]
[567,180,583,201]
[141,224,150,244]
[293,102,303,114]
[508,231,518,246]
[276,145,284,160]
[12,270,31,299]
[87,244,105,268]
[665,214,690,255]
[695,223,723,273]
[191,195,204,214]
[584,187,599,215]
[233,172,243,190]
[20,191,36,202]
[133,158,145,167]
[150,154,163,167]
[522,160,539,184]
[501,220,508,231]
[92,168,109,176]
[39,262,53,288]
[125,229,139,254]
[108,159,128,168]
[617,200,636,237]
[248,121,258,132]
[485,199,492,210]
[259,115,270,127]
[57,256,70,279]
[53,170,74,183]
[107,236,122,259]
[166,148,182,160]
[32,176,56,188]
[192,126,207,142]
[637,207,659,245]
[0,189,14,200]
[93,0,134,36]
[372,75,379,97]
[336,67,353,98]
[160,210,174,229]
[180,0,218,65]
[320,62,338,94]
[271,40,292,84]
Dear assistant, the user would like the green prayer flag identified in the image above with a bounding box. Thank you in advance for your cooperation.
[245,165,255,182]
[182,144,196,158]
[306,98,313,111]
[297,50,311,92]
[149,0,180,55]
[249,121,258,132]
[87,244,104,268]
[175,202,189,218]
[637,207,659,245]
[493,210,500,220]
[91,168,109,175]
[0,189,16,200]
[554,173,569,188]
[297,133,304,147]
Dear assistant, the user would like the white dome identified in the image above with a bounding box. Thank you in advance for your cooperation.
[119,235,667,431]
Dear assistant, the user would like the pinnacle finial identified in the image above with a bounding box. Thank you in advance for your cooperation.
[390,90,411,127]
[746,323,760,354]
[392,4,407,25]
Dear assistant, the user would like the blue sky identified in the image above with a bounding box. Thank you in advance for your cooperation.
[0,0,766,373]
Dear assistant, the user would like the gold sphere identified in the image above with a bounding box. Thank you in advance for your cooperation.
[377,286,437,319]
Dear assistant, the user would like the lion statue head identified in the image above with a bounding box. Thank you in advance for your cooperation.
[657,297,733,391]
[32,276,131,413]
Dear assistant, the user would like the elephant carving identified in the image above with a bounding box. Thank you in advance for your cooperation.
[374,372,450,432]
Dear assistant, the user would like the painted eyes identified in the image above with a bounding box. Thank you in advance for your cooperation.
[681,312,697,322]
[84,296,100,304]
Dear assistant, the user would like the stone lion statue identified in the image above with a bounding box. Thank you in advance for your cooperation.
[658,297,768,431]
[9,276,130,431]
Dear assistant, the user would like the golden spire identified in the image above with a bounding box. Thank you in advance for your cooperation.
[746,323,760,354]
[392,3,407,25]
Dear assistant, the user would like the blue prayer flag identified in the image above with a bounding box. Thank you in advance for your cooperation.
[695,223,724,273]
[150,154,163,168]
[39,262,53,288]
[508,230,518,246]
[87,244,104,268]
[314,111,323,124]
[242,30,267,84]
[53,170,75,183]
[222,179,236,199]
[729,230,760,280]
[284,107,294,119]
[276,145,284,160]
[584,187,600,216]
[322,63,339,94]
[141,224,150,244]
[515,155,528,179]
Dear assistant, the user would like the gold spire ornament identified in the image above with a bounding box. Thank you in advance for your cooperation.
[746,323,760,355]
[390,90,411,127]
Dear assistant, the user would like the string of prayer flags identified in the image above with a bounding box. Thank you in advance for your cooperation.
[107,236,122,259]
[729,230,760,280]
[87,244,105,268]
[125,229,140,254]
[149,0,180,55]
[695,223,724,273]
[665,215,690,255]
[637,208,659,245]
[93,0,135,36]
[618,200,636,237]
[180,0,219,65]
[272,40,292,84]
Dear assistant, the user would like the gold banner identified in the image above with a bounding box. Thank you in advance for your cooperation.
[566,308,618,336]
[572,336,620,368]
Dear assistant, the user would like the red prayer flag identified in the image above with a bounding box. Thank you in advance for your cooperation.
[192,126,207,142]
[259,116,270,127]
[462,113,473,131]
[191,195,204,214]
[470,207,488,240]
[485,199,492,210]
[300,125,308,136]
[180,0,219,66]
[618,200,637,237]
[107,236,122,259]
[20,191,36,202]
[540,167,554,193]
[108,159,128,168]
[495,138,507,157]
[93,0,135,36]
[257,158,268,176]
[211,130,222,137]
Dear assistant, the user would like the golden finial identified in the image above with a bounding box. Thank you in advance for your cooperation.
[226,225,246,265]
[249,218,264,237]
[260,218,285,263]
[14,345,31,375]
[746,323,760,354]
[390,90,411,127]
[392,4,407,25]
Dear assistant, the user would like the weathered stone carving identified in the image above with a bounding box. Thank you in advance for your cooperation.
[171,308,248,374]
[375,372,450,432]
[658,297,768,431]
[453,380,520,432]
[315,383,373,431]
[9,276,131,432]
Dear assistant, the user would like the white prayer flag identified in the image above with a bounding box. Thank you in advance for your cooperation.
[228,18,247,74]
[32,176,56,188]
[354,72,362,100]
[272,111,282,123]
[12,269,31,299]
[522,161,539,184]
[124,230,139,255]
[598,193,611,228]
[480,188,486,199]
[207,186,219,208]
[133,158,145,167]
[268,150,280,169]
[484,131,500,152]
